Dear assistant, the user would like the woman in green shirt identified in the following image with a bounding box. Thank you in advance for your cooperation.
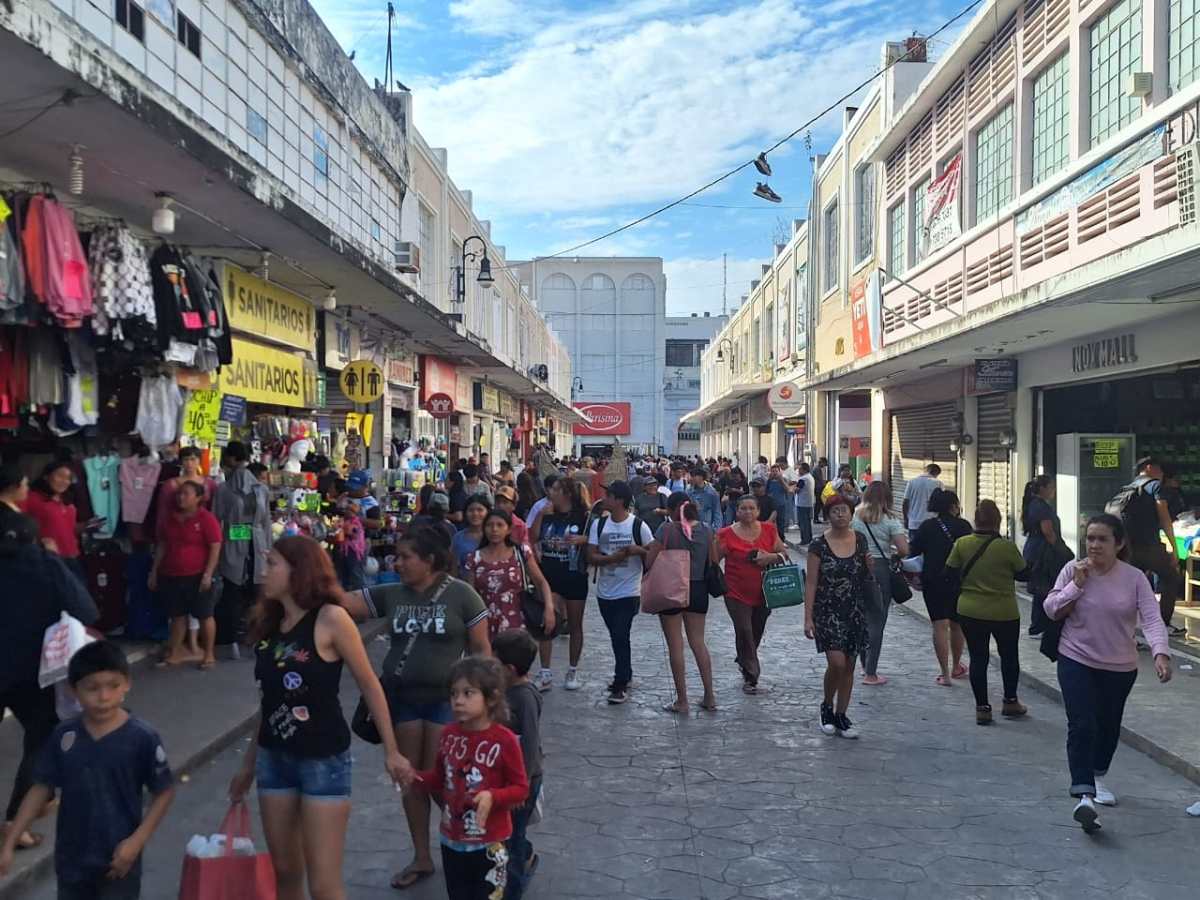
[945,500,1030,725]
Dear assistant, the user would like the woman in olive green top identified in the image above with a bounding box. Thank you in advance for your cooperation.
[945,500,1030,725]
[342,526,490,890]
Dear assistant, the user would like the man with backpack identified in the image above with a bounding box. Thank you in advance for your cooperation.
[1107,457,1183,635]
[212,442,271,654]
[586,481,655,705]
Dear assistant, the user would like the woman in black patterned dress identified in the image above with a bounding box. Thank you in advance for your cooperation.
[804,493,872,739]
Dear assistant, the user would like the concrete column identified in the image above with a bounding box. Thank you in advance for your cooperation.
[961,394,979,516]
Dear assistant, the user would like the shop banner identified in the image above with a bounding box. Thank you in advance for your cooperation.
[475,383,501,414]
[971,358,1018,393]
[455,377,473,415]
[225,266,317,353]
[388,354,416,386]
[420,355,458,404]
[1017,125,1164,237]
[850,271,883,358]
[499,393,517,421]
[923,154,962,257]
[323,315,362,371]
[219,394,247,425]
[184,389,222,442]
[573,402,632,436]
[218,337,308,407]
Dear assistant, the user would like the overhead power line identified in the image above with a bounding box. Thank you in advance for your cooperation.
[540,0,985,260]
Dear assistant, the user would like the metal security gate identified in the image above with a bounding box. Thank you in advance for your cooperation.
[976,393,1014,536]
[889,402,958,513]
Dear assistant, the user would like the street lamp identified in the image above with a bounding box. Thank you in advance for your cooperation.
[714,337,735,366]
[454,234,496,305]
[571,376,584,399]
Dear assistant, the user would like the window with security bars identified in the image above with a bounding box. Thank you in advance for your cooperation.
[822,199,839,293]
[1170,0,1200,91]
[1090,0,1142,147]
[854,165,875,263]
[975,104,1014,223]
[911,177,930,265]
[1032,54,1070,184]
[887,202,905,278]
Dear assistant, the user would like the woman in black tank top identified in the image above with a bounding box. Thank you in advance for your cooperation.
[228,536,413,899]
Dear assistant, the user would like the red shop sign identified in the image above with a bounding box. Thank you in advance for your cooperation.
[426,392,455,419]
[420,356,458,404]
[573,402,632,436]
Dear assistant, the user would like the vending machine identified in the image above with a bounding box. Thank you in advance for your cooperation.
[1056,433,1137,556]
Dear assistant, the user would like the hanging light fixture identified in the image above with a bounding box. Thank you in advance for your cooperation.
[256,251,271,281]
[753,182,782,203]
[151,193,176,235]
[68,145,85,196]
[323,287,337,312]
[476,254,495,287]
[754,152,772,176]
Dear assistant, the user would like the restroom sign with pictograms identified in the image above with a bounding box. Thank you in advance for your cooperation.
[339,359,385,403]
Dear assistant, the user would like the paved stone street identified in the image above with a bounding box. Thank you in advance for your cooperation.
[13,594,1200,900]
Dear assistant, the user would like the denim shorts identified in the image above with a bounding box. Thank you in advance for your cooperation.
[391,699,454,725]
[256,747,352,800]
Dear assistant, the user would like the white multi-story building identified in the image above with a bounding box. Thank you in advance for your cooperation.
[664,313,727,455]
[516,257,667,454]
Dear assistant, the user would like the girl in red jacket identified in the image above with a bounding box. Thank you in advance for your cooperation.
[414,655,529,900]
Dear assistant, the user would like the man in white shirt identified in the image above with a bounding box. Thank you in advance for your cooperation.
[902,463,943,541]
[794,462,815,545]
[587,480,655,705]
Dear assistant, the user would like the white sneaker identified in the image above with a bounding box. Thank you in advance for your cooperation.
[1093,778,1117,806]
[563,668,581,691]
[1073,796,1101,833]
[1186,800,1200,817]
[536,669,553,692]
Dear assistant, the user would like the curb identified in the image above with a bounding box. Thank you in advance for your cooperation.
[783,535,1200,790]
[0,619,390,899]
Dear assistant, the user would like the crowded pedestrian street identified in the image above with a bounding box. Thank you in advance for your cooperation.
[4,570,1199,900]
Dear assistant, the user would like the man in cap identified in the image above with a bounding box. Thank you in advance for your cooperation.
[346,469,379,514]
[494,484,529,544]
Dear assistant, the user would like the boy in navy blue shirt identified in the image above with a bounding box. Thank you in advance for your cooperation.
[0,641,174,898]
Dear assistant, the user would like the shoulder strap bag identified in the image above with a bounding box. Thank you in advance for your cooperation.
[945,535,998,598]
[351,576,453,744]
[864,523,912,604]
[514,544,547,632]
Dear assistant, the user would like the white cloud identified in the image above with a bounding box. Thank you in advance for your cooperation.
[411,0,920,219]
[664,256,769,317]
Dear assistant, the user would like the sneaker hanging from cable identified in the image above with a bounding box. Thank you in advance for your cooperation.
[754,182,782,203]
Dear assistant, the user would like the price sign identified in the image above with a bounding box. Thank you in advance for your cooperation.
[184,390,221,442]
[1093,439,1121,469]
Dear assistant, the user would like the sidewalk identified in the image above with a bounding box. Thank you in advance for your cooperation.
[784,529,1200,788]
[0,622,386,896]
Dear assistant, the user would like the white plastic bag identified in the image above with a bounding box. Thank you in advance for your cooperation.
[184,833,258,858]
[38,612,95,688]
[54,681,82,721]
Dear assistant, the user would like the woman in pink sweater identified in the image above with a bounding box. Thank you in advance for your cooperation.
[1044,513,1172,835]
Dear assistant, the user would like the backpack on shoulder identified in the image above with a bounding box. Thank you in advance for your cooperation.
[591,515,646,583]
[1104,478,1160,546]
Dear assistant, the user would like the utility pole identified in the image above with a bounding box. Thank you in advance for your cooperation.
[722,252,727,317]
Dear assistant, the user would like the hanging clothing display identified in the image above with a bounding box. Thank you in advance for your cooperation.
[0,195,24,318]
[119,454,162,524]
[83,453,122,538]
[98,368,141,435]
[134,374,183,448]
[64,330,99,427]
[22,194,92,326]
[89,224,156,349]
[27,328,64,406]
[0,327,29,429]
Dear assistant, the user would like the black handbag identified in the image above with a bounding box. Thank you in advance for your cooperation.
[704,558,727,597]
[514,546,545,631]
[864,523,912,604]
[944,534,998,597]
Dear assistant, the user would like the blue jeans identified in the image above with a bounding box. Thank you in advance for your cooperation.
[256,747,352,800]
[505,777,542,899]
[598,596,639,688]
[1056,655,1138,797]
[795,506,813,544]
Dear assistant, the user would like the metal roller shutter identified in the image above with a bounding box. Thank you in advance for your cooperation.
[976,393,1014,536]
[889,402,958,512]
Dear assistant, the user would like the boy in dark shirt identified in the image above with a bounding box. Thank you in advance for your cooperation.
[493,630,544,900]
[0,641,174,899]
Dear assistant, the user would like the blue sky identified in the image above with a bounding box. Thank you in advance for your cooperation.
[311,0,971,314]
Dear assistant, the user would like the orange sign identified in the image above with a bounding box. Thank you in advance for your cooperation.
[850,279,872,359]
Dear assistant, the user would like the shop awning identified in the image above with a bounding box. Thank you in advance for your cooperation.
[688,381,771,420]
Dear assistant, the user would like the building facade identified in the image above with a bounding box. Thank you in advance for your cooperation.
[664,313,727,455]
[805,0,1200,544]
[695,220,810,465]
[516,257,667,455]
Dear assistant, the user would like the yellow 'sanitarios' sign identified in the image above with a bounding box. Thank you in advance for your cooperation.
[218,338,308,407]
[224,266,317,353]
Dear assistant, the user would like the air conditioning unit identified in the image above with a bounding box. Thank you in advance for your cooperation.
[1127,72,1153,99]
[1176,142,1200,226]
[393,241,420,273]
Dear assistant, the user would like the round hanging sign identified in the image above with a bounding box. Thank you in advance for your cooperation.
[339,359,384,403]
